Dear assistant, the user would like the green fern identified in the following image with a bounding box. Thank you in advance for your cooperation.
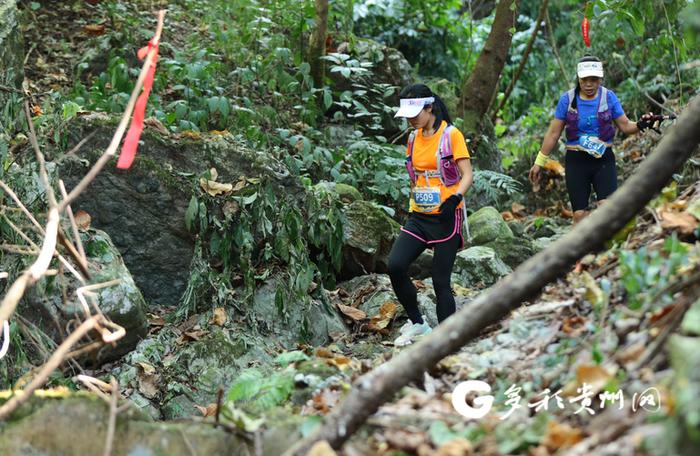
[471,170,522,207]
[226,367,296,412]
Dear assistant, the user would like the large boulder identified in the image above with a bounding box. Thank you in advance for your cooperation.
[0,394,301,456]
[0,0,23,109]
[466,206,535,268]
[453,246,512,287]
[113,324,273,420]
[341,198,401,279]
[251,275,348,348]
[60,114,295,307]
[20,228,148,364]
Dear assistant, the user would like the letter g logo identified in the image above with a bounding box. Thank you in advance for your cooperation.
[451,380,494,419]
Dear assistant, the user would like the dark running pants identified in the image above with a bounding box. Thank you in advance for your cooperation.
[387,231,460,324]
[564,148,617,212]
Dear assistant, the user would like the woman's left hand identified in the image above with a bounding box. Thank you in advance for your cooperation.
[438,194,462,221]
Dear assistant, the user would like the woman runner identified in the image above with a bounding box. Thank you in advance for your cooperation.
[389,84,473,347]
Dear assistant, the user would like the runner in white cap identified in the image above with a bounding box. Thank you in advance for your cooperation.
[388,84,473,346]
[529,55,654,225]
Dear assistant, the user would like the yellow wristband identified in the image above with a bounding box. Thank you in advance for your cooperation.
[535,151,549,167]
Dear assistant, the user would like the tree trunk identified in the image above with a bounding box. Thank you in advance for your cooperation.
[491,0,549,122]
[459,0,519,133]
[308,0,329,88]
[283,94,700,454]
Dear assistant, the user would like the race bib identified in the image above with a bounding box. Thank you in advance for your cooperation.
[413,187,442,213]
[579,134,607,158]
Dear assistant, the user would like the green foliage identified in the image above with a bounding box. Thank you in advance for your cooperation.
[225,366,296,413]
[353,0,489,81]
[470,170,523,208]
[619,234,689,310]
[178,170,345,330]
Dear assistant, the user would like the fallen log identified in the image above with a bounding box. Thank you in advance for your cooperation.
[284,94,700,455]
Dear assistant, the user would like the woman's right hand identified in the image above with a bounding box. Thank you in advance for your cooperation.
[529,164,542,187]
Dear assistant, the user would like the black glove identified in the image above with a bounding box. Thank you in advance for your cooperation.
[438,194,462,222]
[636,113,655,132]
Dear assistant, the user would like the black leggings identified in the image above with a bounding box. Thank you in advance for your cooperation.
[387,231,460,324]
[565,148,617,212]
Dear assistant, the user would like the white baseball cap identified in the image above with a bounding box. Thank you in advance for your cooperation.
[577,60,604,78]
[394,97,434,118]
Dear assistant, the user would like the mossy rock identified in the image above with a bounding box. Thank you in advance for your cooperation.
[453,246,512,287]
[313,181,363,204]
[0,395,255,455]
[342,200,401,279]
[467,206,513,245]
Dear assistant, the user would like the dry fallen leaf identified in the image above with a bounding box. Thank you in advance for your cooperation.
[563,364,613,396]
[211,307,228,326]
[500,211,515,221]
[368,301,398,331]
[659,210,698,235]
[74,209,91,230]
[337,304,366,322]
[541,420,583,450]
[511,202,526,217]
[137,362,156,375]
[137,370,159,399]
[194,403,218,417]
[199,178,233,196]
[561,315,586,336]
[544,159,565,176]
[232,178,248,192]
[83,24,106,36]
[315,347,334,358]
[326,355,351,370]
[144,117,169,135]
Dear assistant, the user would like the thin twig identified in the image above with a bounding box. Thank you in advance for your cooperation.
[59,10,167,213]
[0,316,100,420]
[0,207,59,324]
[65,130,97,156]
[103,377,119,456]
[0,180,89,283]
[59,179,87,265]
[24,101,58,209]
[77,375,112,403]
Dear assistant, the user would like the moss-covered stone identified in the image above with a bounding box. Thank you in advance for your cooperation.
[465,207,535,268]
[453,246,512,287]
[342,199,401,278]
[467,206,513,245]
[313,181,363,203]
[18,229,148,364]
[0,0,23,109]
[0,395,254,456]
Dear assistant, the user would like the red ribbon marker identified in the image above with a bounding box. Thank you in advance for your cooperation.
[117,38,160,169]
[582,16,591,47]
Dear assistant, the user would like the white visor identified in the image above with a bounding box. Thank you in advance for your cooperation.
[577,61,604,78]
[394,97,435,118]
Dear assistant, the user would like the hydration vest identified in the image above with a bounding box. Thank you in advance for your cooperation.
[405,125,471,241]
[405,125,461,187]
[564,86,615,143]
